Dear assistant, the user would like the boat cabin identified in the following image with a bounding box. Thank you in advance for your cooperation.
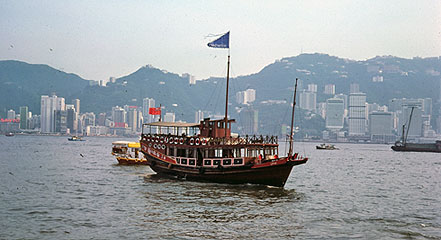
[112,141,141,158]
[141,118,279,168]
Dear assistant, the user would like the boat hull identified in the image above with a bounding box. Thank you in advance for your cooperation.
[391,144,441,153]
[144,154,307,187]
[116,156,148,165]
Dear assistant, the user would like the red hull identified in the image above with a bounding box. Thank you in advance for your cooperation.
[144,153,307,187]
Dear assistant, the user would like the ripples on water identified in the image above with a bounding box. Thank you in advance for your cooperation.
[0,136,440,239]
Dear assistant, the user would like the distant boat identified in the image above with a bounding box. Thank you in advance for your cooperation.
[316,143,338,150]
[68,136,84,141]
[5,132,14,137]
[112,141,147,165]
[391,107,441,153]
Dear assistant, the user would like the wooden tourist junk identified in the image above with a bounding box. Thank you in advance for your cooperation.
[139,32,308,187]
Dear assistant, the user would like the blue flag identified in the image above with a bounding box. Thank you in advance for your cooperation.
[207,31,229,48]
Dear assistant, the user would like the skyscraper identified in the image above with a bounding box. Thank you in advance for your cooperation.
[299,90,317,111]
[325,98,344,130]
[369,111,394,142]
[348,92,366,136]
[127,106,138,132]
[41,95,65,133]
[19,106,29,129]
[112,106,126,128]
[142,98,156,122]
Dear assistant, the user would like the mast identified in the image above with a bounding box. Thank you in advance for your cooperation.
[403,106,415,145]
[288,78,298,157]
[224,54,230,138]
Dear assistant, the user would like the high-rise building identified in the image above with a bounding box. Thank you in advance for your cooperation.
[324,84,335,95]
[72,99,80,114]
[325,98,344,131]
[142,98,156,122]
[399,101,423,138]
[112,106,126,128]
[54,110,67,133]
[127,106,138,132]
[348,92,366,136]
[369,112,394,142]
[66,104,77,133]
[7,109,16,119]
[41,95,65,133]
[299,90,317,111]
[236,89,256,105]
[238,107,258,135]
[195,110,204,123]
[19,106,29,129]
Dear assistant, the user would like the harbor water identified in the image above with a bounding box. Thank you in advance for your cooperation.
[0,135,440,239]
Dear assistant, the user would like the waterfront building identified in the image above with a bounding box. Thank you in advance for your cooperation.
[348,92,367,136]
[369,111,394,143]
[7,109,16,120]
[20,106,29,129]
[142,98,156,123]
[325,98,345,131]
[127,106,138,132]
[399,100,423,138]
[112,106,126,128]
[54,110,67,133]
[41,95,65,133]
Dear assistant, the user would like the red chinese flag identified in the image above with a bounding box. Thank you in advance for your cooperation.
[149,107,161,115]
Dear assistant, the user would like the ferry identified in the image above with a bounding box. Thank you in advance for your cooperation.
[112,141,148,165]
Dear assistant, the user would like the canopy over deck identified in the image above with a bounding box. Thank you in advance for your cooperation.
[144,122,200,128]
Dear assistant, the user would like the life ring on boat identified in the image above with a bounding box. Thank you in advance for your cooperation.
[160,136,164,143]
[164,137,169,144]
[195,138,200,145]
[189,138,195,145]
[179,137,184,145]
[161,144,166,150]
[201,138,207,145]
[174,137,179,145]
[153,144,157,149]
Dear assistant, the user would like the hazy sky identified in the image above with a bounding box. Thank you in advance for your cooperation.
[1,0,440,81]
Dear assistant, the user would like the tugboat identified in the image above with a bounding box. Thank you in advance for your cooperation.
[68,136,85,141]
[392,107,441,153]
[316,143,338,150]
[140,32,308,187]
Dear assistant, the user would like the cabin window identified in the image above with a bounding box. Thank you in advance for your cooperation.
[204,159,212,166]
[189,159,195,166]
[241,148,246,157]
[234,158,243,165]
[181,158,187,165]
[176,158,181,164]
[215,149,223,158]
[222,159,232,165]
[213,160,221,166]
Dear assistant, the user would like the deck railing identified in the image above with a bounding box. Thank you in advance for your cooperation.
[141,133,278,146]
